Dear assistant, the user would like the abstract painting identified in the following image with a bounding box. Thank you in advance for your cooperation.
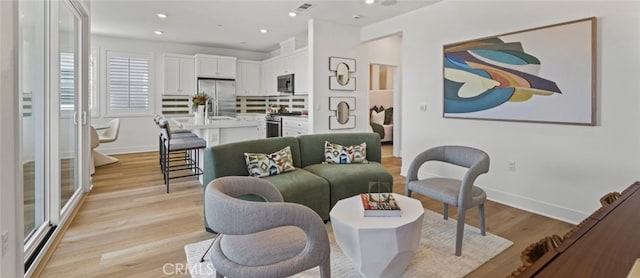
[443,17,596,125]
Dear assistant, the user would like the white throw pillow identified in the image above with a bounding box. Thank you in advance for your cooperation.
[371,110,385,125]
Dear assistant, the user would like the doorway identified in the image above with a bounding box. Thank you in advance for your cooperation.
[364,34,402,157]
[369,63,396,158]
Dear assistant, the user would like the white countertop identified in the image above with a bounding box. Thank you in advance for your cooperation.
[170,116,259,130]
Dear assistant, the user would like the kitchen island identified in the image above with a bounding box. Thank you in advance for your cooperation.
[170,115,262,147]
[169,115,263,184]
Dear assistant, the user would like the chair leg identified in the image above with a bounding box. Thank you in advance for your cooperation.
[319,256,331,278]
[479,204,486,236]
[443,203,449,220]
[455,208,466,256]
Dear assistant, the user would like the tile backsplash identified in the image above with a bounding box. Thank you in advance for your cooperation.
[161,95,308,115]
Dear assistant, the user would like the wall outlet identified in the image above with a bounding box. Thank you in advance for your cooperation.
[508,161,516,172]
[2,231,8,256]
[419,103,427,111]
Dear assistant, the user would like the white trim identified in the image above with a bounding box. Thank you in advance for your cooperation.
[399,166,586,225]
[483,187,586,225]
[1,0,23,276]
[96,145,156,155]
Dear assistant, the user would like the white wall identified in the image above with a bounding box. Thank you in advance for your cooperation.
[308,19,368,133]
[362,1,640,223]
[90,35,269,154]
[0,0,23,276]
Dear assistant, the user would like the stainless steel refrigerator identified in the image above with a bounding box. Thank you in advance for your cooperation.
[197,78,236,117]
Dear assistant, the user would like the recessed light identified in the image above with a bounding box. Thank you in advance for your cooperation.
[156,13,167,19]
[289,12,297,17]
[352,14,362,20]
[154,30,163,35]
[365,0,375,4]
[260,29,268,34]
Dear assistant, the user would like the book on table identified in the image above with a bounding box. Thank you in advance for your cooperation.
[360,193,401,217]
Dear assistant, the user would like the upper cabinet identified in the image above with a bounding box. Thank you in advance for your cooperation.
[236,60,261,96]
[164,54,195,95]
[273,54,294,76]
[195,54,237,79]
[261,59,275,96]
[260,47,308,96]
[294,49,308,95]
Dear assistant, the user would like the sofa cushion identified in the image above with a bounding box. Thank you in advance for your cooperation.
[298,133,382,167]
[244,146,295,177]
[220,226,306,266]
[304,162,393,208]
[264,169,331,220]
[324,141,367,164]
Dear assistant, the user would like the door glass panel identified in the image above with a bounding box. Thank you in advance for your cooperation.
[59,1,80,209]
[20,0,46,241]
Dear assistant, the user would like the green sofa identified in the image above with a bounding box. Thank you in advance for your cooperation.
[203,132,393,232]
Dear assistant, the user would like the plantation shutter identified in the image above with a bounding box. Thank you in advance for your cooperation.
[60,52,75,111]
[108,54,149,110]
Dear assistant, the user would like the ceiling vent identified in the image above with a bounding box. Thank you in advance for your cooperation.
[293,3,313,13]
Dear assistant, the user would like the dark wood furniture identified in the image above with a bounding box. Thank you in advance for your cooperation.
[519,182,640,277]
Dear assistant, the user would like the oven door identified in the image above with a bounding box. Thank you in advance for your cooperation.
[266,120,281,137]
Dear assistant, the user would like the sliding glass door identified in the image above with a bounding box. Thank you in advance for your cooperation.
[58,0,81,211]
[19,0,88,272]
[20,0,48,256]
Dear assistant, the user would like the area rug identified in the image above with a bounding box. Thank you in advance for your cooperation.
[184,209,513,278]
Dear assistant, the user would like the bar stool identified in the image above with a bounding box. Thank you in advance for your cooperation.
[158,119,206,193]
[153,115,197,171]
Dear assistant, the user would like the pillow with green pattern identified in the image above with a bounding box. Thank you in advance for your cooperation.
[324,141,368,164]
[244,146,295,177]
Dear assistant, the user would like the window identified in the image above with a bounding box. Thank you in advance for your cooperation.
[60,52,75,111]
[89,48,98,116]
[106,51,152,115]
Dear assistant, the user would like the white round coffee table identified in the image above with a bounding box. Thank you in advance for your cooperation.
[330,193,424,278]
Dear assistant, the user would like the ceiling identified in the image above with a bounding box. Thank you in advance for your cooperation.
[91,0,438,53]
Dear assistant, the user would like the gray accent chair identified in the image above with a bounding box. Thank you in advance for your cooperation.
[405,145,490,256]
[205,176,331,278]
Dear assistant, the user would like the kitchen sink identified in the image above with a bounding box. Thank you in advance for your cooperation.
[208,116,237,121]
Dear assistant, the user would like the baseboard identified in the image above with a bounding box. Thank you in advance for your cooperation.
[482,187,587,225]
[399,165,587,224]
[96,145,156,155]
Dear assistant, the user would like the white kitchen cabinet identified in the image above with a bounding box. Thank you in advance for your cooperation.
[274,54,294,76]
[261,59,275,96]
[294,49,308,95]
[255,116,266,138]
[164,54,195,95]
[195,54,237,79]
[282,116,309,137]
[236,60,261,96]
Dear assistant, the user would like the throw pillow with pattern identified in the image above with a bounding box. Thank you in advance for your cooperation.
[324,141,368,164]
[244,146,295,178]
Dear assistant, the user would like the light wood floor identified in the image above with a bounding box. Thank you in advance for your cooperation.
[38,145,574,277]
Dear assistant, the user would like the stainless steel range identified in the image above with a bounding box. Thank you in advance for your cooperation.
[265,112,302,137]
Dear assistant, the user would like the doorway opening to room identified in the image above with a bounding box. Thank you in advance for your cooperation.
[364,33,402,158]
[369,64,397,158]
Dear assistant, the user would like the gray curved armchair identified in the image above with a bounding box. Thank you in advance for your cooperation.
[205,176,331,278]
[405,145,490,256]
